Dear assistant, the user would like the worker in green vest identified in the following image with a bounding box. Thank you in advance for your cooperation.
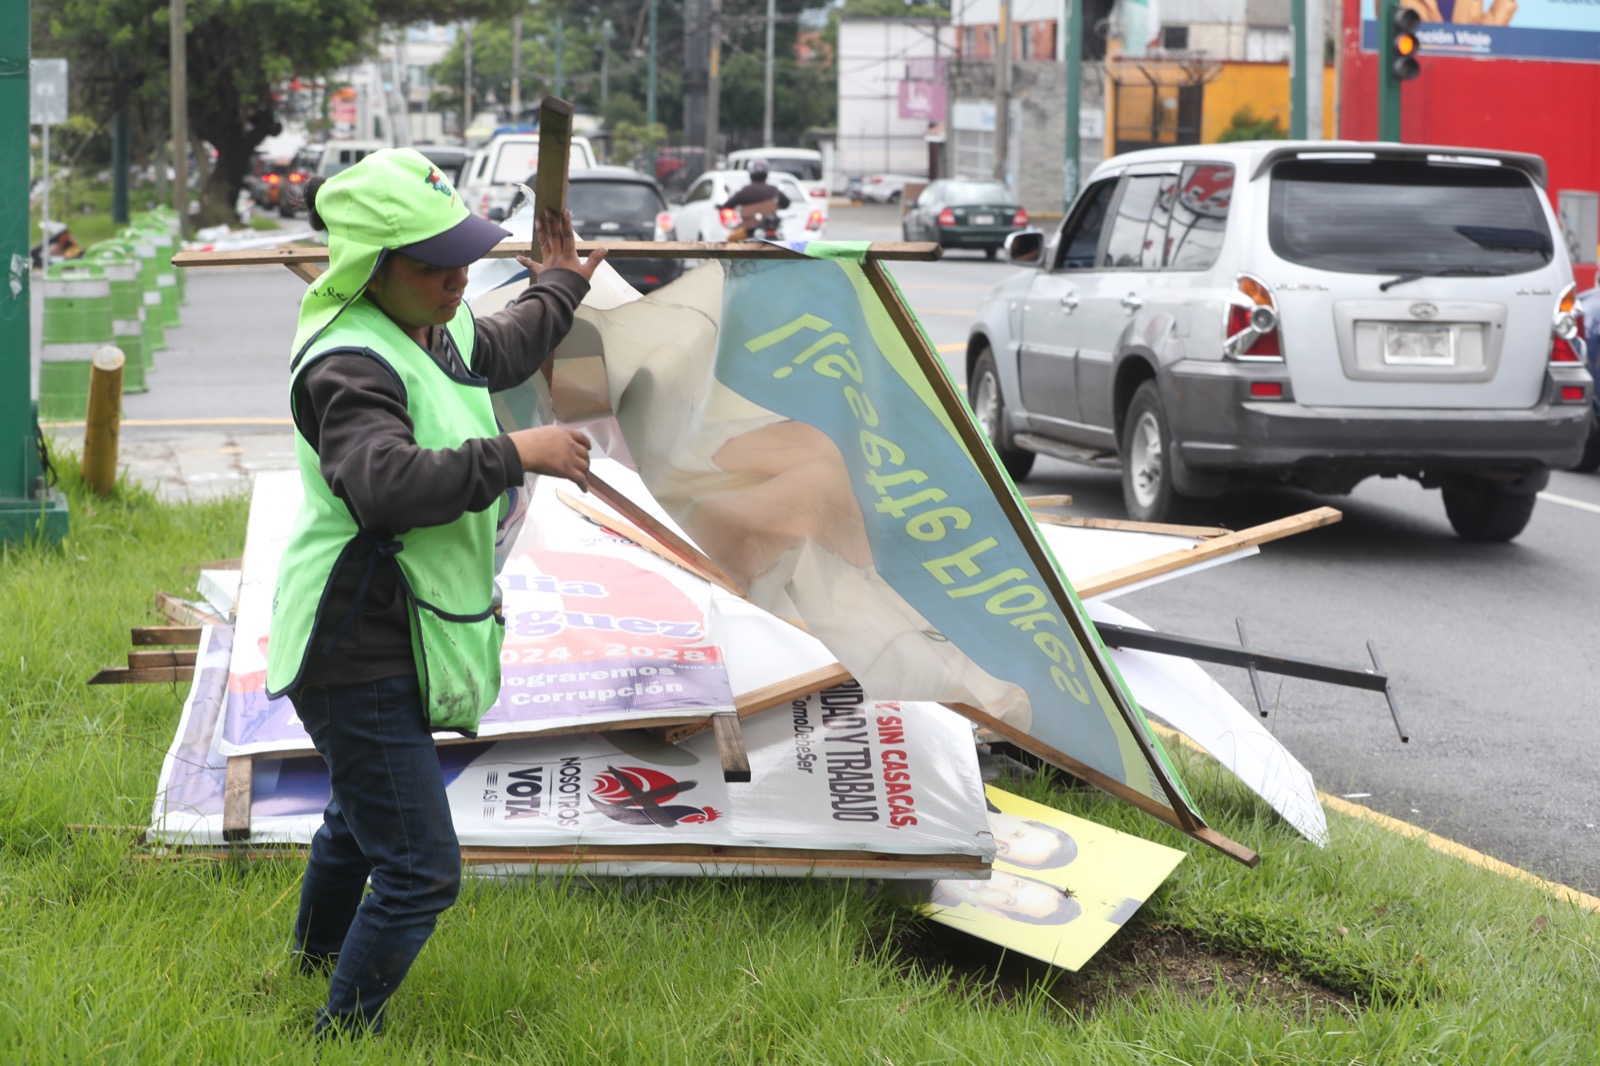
[263,147,607,1037]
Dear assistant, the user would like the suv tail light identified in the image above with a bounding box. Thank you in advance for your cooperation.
[265,174,282,185]
[288,171,305,184]
[718,206,740,230]
[1225,274,1282,360]
[655,211,676,238]
[478,192,491,218]
[1012,208,1028,227]
[806,209,824,231]
[1550,283,1583,363]
[937,207,957,227]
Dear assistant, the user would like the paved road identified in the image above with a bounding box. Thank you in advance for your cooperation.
[50,204,1600,894]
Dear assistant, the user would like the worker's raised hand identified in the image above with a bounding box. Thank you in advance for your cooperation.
[521,208,608,282]
[509,425,591,491]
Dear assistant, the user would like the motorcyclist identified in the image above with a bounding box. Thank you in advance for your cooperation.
[719,159,791,240]
[30,221,83,268]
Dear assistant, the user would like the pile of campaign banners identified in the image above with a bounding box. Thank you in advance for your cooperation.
[152,622,992,878]
[219,466,806,757]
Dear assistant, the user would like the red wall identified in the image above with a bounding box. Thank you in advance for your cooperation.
[1338,4,1600,288]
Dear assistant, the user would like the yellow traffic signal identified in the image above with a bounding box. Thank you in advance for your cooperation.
[1391,6,1422,81]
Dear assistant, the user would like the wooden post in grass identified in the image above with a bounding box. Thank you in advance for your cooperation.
[81,345,125,495]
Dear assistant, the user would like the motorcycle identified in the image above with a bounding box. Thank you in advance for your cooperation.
[719,200,783,242]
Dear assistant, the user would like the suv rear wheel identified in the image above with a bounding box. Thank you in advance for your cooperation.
[1121,381,1184,523]
[1440,475,1538,542]
[970,348,1035,482]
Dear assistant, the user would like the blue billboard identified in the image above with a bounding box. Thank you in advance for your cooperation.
[1362,0,1600,63]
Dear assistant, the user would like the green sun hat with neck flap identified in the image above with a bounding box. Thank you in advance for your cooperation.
[292,146,509,363]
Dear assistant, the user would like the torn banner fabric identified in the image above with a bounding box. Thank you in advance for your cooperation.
[498,255,1210,843]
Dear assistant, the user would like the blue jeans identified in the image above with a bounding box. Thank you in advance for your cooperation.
[289,675,462,1034]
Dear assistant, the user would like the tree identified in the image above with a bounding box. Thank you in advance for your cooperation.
[33,0,524,226]
[1216,107,1287,143]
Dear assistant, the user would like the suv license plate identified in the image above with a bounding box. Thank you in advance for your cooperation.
[1382,324,1456,366]
[972,213,995,225]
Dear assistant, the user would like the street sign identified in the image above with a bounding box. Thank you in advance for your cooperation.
[31,58,68,126]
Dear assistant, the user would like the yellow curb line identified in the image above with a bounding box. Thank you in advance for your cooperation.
[935,342,965,353]
[1318,793,1600,913]
[1150,723,1600,913]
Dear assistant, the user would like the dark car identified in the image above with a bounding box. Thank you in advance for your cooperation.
[415,143,473,185]
[901,179,1028,259]
[565,166,683,293]
[246,155,292,208]
[277,145,322,217]
[1576,287,1600,472]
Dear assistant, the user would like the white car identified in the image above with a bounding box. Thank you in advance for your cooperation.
[856,173,923,204]
[459,132,598,221]
[671,170,826,242]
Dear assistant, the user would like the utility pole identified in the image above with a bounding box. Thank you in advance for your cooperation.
[763,0,776,146]
[112,106,130,224]
[555,16,565,99]
[648,0,659,126]
[993,0,1011,183]
[601,19,612,108]
[706,0,722,167]
[510,14,522,121]
[1290,0,1307,138]
[170,0,189,235]
[684,0,708,154]
[1306,0,1324,138]
[2,4,70,544]
[648,0,659,177]
[1063,0,1082,205]
[464,22,474,140]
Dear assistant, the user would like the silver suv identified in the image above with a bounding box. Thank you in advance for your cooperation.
[967,141,1593,541]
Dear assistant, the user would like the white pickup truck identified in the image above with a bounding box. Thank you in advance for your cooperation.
[459,132,598,220]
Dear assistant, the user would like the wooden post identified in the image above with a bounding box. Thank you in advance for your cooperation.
[533,96,574,249]
[222,755,254,841]
[81,345,125,495]
[710,713,751,783]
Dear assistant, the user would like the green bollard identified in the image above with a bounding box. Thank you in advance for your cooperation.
[123,227,166,358]
[134,224,181,328]
[83,244,147,393]
[39,262,113,421]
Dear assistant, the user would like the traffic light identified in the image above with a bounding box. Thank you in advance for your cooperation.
[1390,6,1421,81]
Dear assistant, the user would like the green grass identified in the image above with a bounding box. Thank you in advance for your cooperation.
[3,462,1599,1063]
[31,171,280,248]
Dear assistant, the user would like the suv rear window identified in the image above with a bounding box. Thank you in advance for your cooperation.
[1268,158,1553,276]
[764,156,822,181]
[569,182,665,220]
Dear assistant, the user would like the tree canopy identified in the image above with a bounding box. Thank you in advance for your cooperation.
[30,0,841,225]
[31,0,523,225]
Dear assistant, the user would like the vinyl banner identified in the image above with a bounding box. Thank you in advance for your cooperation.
[152,641,992,878]
[1360,0,1600,62]
[568,258,1190,823]
[927,785,1185,970]
[219,468,734,757]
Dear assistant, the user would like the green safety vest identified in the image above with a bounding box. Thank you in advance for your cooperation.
[265,297,505,732]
